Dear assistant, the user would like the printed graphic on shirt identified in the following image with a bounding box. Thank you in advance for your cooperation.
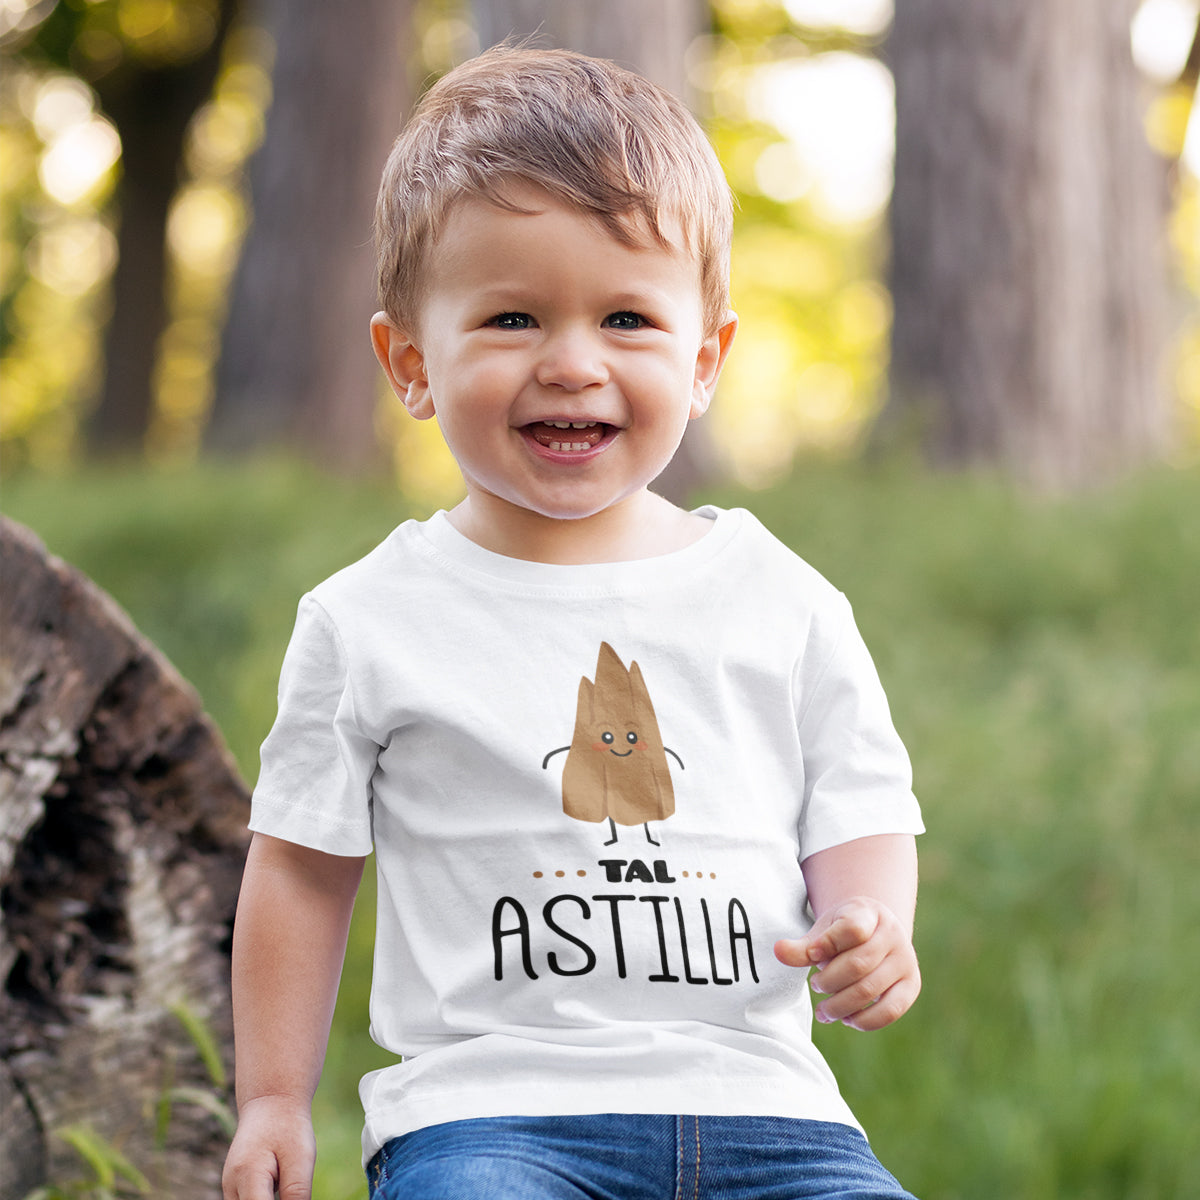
[490,885,760,987]
[490,642,762,988]
[541,642,684,847]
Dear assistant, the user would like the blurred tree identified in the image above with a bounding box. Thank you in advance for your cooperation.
[885,0,1173,490]
[472,0,702,95]
[15,0,242,454]
[206,0,414,470]
[470,0,714,501]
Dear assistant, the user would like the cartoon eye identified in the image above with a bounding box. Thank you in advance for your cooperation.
[601,731,615,744]
[626,731,638,745]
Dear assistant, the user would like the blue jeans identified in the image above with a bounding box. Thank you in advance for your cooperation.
[366,1114,918,1199]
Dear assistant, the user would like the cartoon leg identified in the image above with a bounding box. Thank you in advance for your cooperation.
[643,823,660,847]
[604,818,619,846]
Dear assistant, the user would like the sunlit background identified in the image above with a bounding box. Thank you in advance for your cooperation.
[4,7,1200,1198]
[1,0,1198,497]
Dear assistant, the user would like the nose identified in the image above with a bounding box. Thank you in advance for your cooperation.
[535,326,607,392]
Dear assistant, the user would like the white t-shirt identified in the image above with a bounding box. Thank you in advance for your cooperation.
[249,506,924,1163]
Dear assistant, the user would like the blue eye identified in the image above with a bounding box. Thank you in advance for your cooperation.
[491,312,534,330]
[605,312,645,330]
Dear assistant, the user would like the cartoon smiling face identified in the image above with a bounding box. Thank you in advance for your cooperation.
[598,728,640,756]
[560,642,676,826]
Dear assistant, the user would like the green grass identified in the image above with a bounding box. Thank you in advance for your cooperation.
[6,456,1199,1200]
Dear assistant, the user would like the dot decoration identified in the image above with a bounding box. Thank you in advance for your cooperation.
[532,867,715,880]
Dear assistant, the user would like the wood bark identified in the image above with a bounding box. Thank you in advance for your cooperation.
[885,0,1173,490]
[207,0,415,470]
[470,0,719,503]
[0,517,249,1199]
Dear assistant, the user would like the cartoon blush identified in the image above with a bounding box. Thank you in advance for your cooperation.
[542,642,684,846]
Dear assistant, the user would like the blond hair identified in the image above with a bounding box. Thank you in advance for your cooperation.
[374,45,733,335]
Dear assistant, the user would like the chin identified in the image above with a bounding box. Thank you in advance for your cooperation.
[528,500,618,524]
[500,485,628,524]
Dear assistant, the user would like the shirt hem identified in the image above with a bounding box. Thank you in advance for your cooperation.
[360,1076,863,1166]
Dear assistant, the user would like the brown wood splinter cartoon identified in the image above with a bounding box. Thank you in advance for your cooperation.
[542,642,684,846]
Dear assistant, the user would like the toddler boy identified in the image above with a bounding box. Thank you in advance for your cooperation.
[223,45,924,1200]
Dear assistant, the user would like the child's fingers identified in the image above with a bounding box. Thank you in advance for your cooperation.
[812,899,883,960]
[780,902,882,972]
[811,956,892,1022]
[223,1157,282,1200]
[774,899,884,970]
[836,971,922,1032]
[274,1133,316,1200]
[777,899,919,1031]
[807,936,889,1002]
[810,943,921,1029]
[773,936,822,968]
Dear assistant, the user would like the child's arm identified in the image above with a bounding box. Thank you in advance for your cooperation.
[222,833,366,1200]
[775,833,920,1032]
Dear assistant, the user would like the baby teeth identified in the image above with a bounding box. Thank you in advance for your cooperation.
[531,419,604,452]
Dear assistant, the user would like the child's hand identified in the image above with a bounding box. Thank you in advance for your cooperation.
[774,897,921,1031]
[222,1094,316,1200]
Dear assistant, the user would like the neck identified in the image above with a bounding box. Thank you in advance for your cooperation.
[446,491,710,564]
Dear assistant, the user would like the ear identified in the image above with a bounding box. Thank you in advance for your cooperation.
[370,312,434,420]
[689,311,738,419]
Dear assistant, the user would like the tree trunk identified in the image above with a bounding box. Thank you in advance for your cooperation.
[0,518,249,1200]
[207,0,414,470]
[470,0,719,503]
[85,0,240,455]
[885,0,1173,490]
[472,0,702,96]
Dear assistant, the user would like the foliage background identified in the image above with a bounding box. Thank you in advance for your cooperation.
[3,1,1200,1198]
[3,0,1196,481]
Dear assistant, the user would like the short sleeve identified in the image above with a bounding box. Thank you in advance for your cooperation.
[249,595,378,856]
[795,596,924,859]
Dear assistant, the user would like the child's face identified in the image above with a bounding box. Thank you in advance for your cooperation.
[372,186,736,543]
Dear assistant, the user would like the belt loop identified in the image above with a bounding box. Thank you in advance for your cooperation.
[674,1115,685,1200]
[674,1115,702,1200]
[691,1116,702,1200]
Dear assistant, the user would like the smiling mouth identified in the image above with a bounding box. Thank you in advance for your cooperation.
[527,420,610,453]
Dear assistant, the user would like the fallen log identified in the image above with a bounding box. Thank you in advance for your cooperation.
[0,516,250,1199]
